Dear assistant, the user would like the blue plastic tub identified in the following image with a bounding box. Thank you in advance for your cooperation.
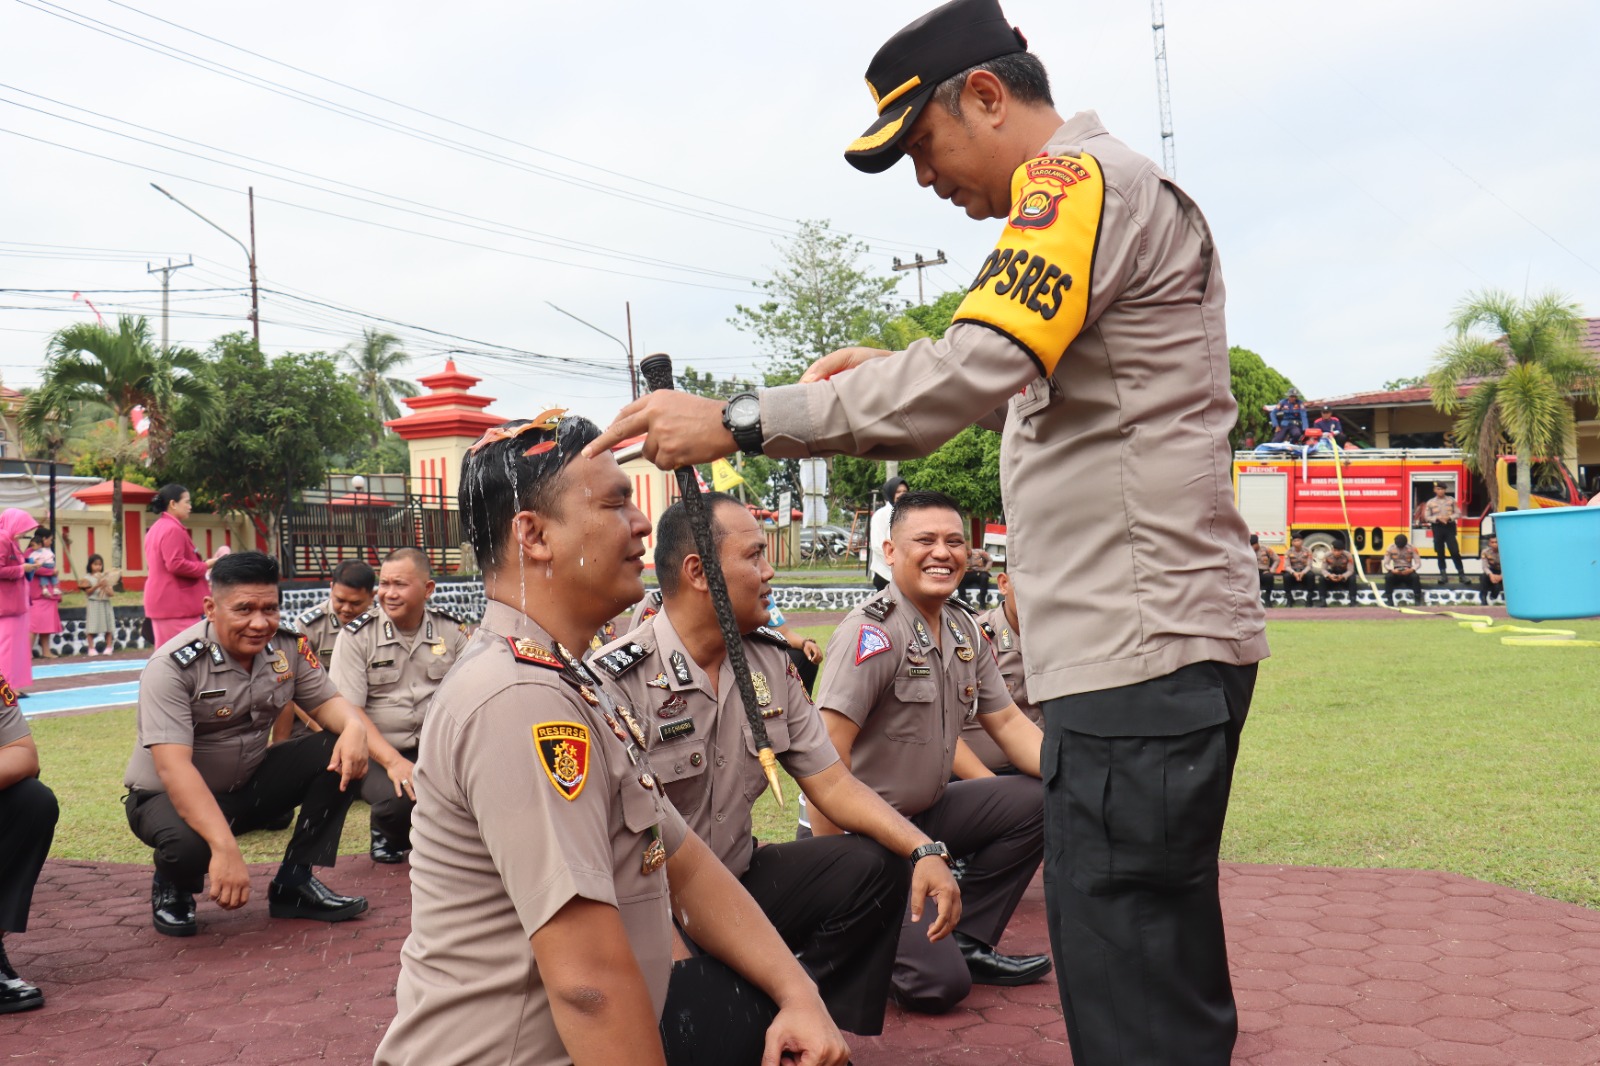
[1491,507,1600,620]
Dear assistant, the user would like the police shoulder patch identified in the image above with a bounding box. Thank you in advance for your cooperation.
[594,641,648,679]
[298,605,326,626]
[953,151,1106,377]
[295,634,322,670]
[855,623,892,665]
[170,639,207,668]
[750,626,789,648]
[533,721,590,801]
[344,610,377,634]
[508,636,564,670]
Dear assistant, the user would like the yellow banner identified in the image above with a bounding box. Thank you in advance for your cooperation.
[712,458,745,491]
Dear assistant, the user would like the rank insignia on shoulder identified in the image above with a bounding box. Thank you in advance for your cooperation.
[945,595,977,617]
[956,646,976,662]
[508,637,563,670]
[344,611,377,634]
[658,717,695,742]
[979,621,996,642]
[383,620,396,642]
[861,598,895,622]
[646,671,670,690]
[751,626,789,648]
[209,643,226,666]
[298,606,326,626]
[998,627,1015,652]
[595,642,647,679]
[430,605,470,627]
[277,622,301,639]
[760,705,784,719]
[171,639,207,668]
[649,589,664,607]
[945,617,969,646]
[912,618,933,649]
[669,650,693,686]
[533,722,590,801]
[751,671,772,707]
[856,623,892,665]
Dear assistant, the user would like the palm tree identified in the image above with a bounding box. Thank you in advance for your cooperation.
[343,329,419,445]
[1429,290,1598,511]
[21,316,218,569]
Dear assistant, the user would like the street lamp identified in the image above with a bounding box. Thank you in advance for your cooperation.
[150,183,260,344]
[546,301,638,400]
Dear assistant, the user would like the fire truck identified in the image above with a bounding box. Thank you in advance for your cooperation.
[1232,448,1588,571]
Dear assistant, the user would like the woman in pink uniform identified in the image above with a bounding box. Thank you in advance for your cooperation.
[141,485,222,646]
[0,509,40,690]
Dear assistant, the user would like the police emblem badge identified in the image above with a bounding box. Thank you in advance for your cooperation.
[856,623,892,665]
[751,671,772,707]
[533,722,590,801]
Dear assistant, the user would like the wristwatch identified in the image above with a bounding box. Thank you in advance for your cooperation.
[909,841,953,867]
[722,391,765,456]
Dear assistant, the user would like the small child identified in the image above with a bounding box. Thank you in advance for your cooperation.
[81,553,116,655]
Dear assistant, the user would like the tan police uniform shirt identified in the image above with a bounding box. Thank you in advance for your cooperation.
[293,599,348,667]
[124,620,337,793]
[963,607,1040,772]
[0,675,29,747]
[1481,543,1501,574]
[621,590,664,634]
[1254,544,1278,572]
[592,607,837,877]
[815,582,1012,817]
[759,110,1268,704]
[375,600,687,1066]
[1423,495,1460,524]
[1383,544,1421,573]
[1285,546,1314,577]
[329,605,469,751]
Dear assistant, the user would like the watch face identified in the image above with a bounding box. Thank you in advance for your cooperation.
[728,394,761,429]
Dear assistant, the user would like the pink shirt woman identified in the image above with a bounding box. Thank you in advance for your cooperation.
[142,485,221,647]
[0,508,40,688]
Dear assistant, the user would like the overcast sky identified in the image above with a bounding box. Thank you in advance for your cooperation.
[2,0,1596,425]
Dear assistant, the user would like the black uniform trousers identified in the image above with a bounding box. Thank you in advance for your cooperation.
[1479,572,1504,602]
[679,833,908,1035]
[661,955,779,1066]
[123,732,358,893]
[1042,660,1256,1066]
[0,777,59,932]
[1383,572,1423,603]
[358,745,418,847]
[1281,571,1316,604]
[1431,520,1464,576]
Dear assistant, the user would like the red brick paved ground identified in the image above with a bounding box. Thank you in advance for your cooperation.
[6,859,1599,1065]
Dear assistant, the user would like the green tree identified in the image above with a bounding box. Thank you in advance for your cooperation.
[901,426,1004,525]
[677,366,756,399]
[22,315,217,568]
[343,328,420,445]
[1228,346,1299,449]
[1428,289,1598,511]
[166,334,368,556]
[1382,374,1427,391]
[730,220,904,386]
[903,290,964,340]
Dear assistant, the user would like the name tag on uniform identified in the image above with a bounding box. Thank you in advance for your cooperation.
[658,718,695,742]
[907,666,931,678]
[371,659,395,669]
[198,689,227,699]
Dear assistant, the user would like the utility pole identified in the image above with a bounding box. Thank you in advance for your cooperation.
[150,183,260,344]
[625,301,638,400]
[145,257,193,352]
[892,250,948,306]
[1151,0,1177,176]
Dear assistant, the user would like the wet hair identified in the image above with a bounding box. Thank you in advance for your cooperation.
[330,559,376,593]
[385,546,433,580]
[148,484,188,514]
[654,492,742,597]
[87,553,105,573]
[459,416,602,572]
[889,490,964,534]
[932,52,1053,116]
[210,550,280,594]
[1394,534,1409,547]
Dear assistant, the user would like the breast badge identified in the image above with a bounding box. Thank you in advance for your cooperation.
[641,828,666,874]
[271,650,289,674]
[646,672,670,690]
[751,671,772,707]
[657,693,689,718]
[956,646,976,662]
[533,722,590,801]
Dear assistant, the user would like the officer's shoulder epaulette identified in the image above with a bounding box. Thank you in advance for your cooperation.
[861,597,895,622]
[979,620,996,642]
[648,589,663,606]
[170,639,207,669]
[945,595,978,617]
[298,605,326,627]
[507,636,564,671]
[276,622,301,639]
[592,639,649,679]
[751,626,790,648]
[344,610,378,634]
[429,604,470,626]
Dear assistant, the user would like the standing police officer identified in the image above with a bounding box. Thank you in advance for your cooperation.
[595,492,959,1036]
[273,558,376,742]
[123,551,394,937]
[374,415,846,1066]
[331,548,469,863]
[589,2,1268,1060]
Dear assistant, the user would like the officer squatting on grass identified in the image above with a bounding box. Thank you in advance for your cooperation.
[588,1,1269,1062]
[372,413,847,1066]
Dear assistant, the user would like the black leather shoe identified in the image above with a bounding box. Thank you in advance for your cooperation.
[268,877,368,923]
[370,830,410,865]
[151,877,197,938]
[954,932,1052,986]
[0,939,43,1014]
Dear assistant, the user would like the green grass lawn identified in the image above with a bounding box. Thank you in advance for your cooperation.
[34,615,1600,909]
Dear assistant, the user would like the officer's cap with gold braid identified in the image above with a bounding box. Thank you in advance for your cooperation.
[846,0,1028,174]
